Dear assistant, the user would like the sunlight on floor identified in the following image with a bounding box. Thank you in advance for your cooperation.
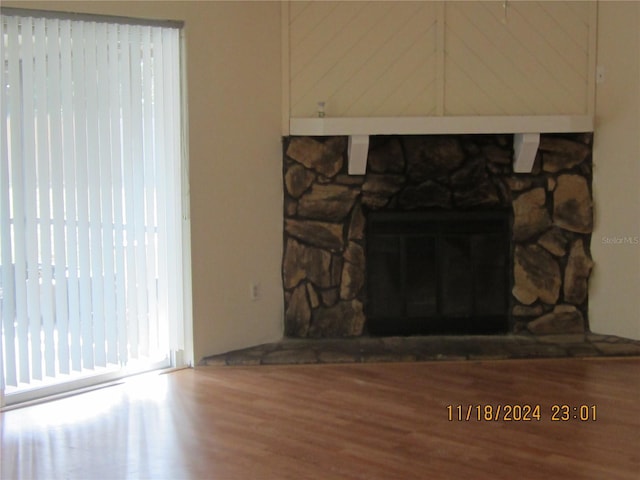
[3,371,169,430]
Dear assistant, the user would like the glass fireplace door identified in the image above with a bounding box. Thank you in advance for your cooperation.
[366,211,509,335]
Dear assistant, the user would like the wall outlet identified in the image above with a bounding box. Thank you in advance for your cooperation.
[250,282,260,301]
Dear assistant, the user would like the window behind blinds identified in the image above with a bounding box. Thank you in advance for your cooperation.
[1,9,190,405]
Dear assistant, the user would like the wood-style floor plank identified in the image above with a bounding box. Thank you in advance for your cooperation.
[1,357,639,479]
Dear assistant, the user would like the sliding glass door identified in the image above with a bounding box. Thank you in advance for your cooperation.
[1,9,191,406]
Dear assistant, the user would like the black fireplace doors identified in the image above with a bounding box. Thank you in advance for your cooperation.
[366,211,510,335]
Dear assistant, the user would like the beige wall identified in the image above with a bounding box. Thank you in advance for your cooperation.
[591,1,640,340]
[3,1,285,361]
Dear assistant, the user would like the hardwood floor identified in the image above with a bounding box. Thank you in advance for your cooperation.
[2,357,639,479]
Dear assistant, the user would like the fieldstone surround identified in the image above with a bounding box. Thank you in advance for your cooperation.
[282,133,594,338]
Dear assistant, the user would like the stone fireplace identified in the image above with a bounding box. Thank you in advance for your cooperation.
[282,133,594,338]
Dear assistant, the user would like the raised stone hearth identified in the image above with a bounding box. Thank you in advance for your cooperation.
[200,334,640,366]
[282,133,594,338]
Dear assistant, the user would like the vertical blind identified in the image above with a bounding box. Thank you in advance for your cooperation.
[1,10,186,394]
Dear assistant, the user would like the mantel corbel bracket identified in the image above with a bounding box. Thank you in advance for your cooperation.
[347,135,369,175]
[513,133,541,173]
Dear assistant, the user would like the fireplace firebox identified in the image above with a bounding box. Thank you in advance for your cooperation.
[366,210,510,336]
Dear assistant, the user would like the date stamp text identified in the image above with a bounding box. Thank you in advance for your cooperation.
[446,404,597,422]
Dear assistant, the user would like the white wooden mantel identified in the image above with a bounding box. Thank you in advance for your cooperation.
[289,115,594,175]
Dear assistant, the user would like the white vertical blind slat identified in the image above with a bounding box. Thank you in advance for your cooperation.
[129,26,146,359]
[48,18,71,375]
[163,30,177,349]
[119,24,137,363]
[96,22,115,367]
[20,17,44,382]
[152,27,170,355]
[1,16,18,387]
[175,30,187,351]
[84,21,106,368]
[73,20,95,371]
[174,29,186,351]
[141,26,157,357]
[34,17,56,378]
[107,23,125,365]
[60,19,82,372]
[164,28,184,351]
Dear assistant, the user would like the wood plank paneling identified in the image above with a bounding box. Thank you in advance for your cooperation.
[286,1,595,119]
[445,1,592,115]
[289,1,438,117]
